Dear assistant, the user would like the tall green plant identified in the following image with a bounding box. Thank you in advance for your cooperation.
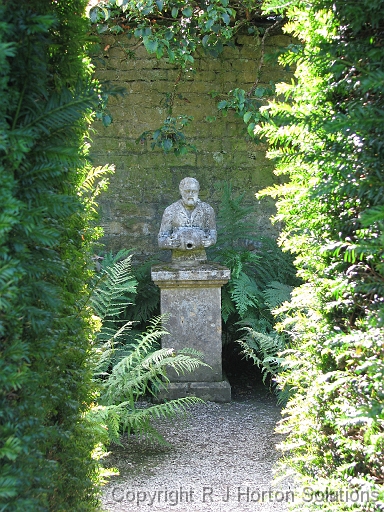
[207,182,299,390]
[0,2,110,510]
[89,254,205,445]
[257,0,384,507]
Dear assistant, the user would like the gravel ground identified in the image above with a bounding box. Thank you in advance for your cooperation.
[101,385,293,512]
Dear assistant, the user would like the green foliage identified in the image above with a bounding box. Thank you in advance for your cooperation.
[88,0,282,152]
[209,182,298,327]
[137,114,197,155]
[217,85,275,137]
[89,0,239,65]
[89,256,205,445]
[96,250,161,326]
[0,1,111,510]
[237,327,286,394]
[90,252,137,338]
[206,182,299,392]
[88,0,238,154]
[258,0,384,506]
[92,320,205,445]
[125,258,161,324]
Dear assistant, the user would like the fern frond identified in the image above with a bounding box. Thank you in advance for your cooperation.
[122,257,161,324]
[237,327,286,385]
[115,396,203,444]
[103,348,206,404]
[90,255,137,322]
[236,316,272,334]
[215,181,258,246]
[96,316,203,403]
[88,405,122,445]
[93,321,135,376]
[221,286,236,323]
[263,281,293,309]
[141,351,208,380]
[229,272,261,318]
[99,249,132,269]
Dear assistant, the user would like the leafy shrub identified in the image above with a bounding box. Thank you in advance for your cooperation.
[258,0,384,507]
[0,1,114,509]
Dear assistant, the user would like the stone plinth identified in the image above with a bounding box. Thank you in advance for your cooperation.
[151,263,231,402]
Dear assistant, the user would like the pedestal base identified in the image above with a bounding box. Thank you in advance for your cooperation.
[151,262,231,403]
[156,377,231,403]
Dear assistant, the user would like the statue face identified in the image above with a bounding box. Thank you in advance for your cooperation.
[180,182,199,209]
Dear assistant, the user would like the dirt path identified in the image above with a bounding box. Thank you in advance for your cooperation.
[101,386,292,512]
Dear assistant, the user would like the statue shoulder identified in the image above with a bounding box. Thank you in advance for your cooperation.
[162,200,182,214]
[198,201,215,214]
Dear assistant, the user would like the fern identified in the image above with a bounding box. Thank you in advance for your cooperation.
[90,254,137,333]
[208,181,299,331]
[93,320,135,376]
[89,261,206,445]
[221,286,236,323]
[263,281,293,310]
[205,181,300,395]
[95,253,161,327]
[92,322,206,445]
[237,327,286,388]
[214,181,259,247]
[125,258,161,324]
[229,272,261,318]
[80,164,115,206]
[101,318,207,403]
[91,396,200,445]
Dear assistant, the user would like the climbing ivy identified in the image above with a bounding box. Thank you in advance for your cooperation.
[137,113,196,155]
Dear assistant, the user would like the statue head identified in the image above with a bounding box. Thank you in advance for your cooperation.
[179,177,200,210]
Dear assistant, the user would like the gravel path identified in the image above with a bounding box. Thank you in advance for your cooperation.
[101,386,293,512]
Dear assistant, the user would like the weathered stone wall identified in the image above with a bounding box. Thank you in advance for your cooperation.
[90,30,295,259]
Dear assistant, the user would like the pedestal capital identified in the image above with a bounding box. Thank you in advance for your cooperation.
[151,262,230,289]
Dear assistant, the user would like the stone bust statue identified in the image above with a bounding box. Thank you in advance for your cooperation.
[158,177,217,263]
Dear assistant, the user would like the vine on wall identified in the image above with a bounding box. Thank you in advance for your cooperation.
[88,0,284,153]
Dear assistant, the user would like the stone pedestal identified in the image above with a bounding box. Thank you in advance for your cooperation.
[151,263,231,402]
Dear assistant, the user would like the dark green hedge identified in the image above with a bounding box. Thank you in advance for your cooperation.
[0,1,103,510]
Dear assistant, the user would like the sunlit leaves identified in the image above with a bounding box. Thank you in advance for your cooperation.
[89,0,236,66]
[259,0,384,505]
[136,115,196,155]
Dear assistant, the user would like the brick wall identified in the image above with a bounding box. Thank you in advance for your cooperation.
[90,30,294,259]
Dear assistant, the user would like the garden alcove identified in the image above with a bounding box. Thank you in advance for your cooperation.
[89,27,295,259]
[87,19,300,388]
